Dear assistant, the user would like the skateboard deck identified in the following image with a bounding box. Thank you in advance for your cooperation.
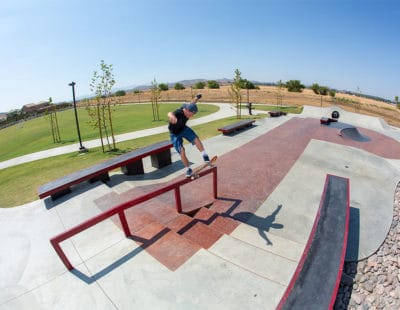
[190,155,218,179]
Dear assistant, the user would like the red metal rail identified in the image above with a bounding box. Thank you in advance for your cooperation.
[50,167,218,270]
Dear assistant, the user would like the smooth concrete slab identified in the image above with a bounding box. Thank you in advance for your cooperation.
[253,139,399,261]
[230,221,305,262]
[208,234,297,286]
[0,263,116,310]
[0,200,83,306]
[84,240,285,310]
[52,182,126,262]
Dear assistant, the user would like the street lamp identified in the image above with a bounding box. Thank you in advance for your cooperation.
[68,81,87,152]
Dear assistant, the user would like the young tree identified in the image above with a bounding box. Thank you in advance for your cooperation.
[241,79,256,106]
[355,86,361,112]
[228,69,243,119]
[45,97,61,143]
[150,78,161,121]
[133,89,142,103]
[276,80,285,111]
[87,60,117,152]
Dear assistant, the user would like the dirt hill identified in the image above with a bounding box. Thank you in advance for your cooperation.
[95,85,400,127]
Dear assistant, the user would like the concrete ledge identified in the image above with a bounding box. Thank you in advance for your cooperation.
[277,174,350,310]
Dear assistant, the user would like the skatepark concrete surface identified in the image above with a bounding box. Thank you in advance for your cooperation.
[1,104,400,309]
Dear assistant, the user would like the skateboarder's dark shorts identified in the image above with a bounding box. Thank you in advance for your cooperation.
[170,126,198,154]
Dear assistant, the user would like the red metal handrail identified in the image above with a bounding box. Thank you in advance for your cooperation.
[50,167,218,270]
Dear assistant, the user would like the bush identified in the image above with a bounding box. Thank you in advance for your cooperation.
[241,79,257,90]
[207,80,220,89]
[286,80,305,92]
[311,83,320,94]
[174,83,185,90]
[194,81,206,89]
[114,90,126,96]
[158,83,169,91]
[319,86,329,96]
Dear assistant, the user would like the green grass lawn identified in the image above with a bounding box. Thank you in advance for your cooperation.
[0,103,218,162]
[0,102,270,208]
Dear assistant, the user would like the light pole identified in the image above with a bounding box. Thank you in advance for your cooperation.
[68,82,87,152]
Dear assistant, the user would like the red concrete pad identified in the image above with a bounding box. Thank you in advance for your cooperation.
[194,207,239,235]
[123,210,158,234]
[132,222,201,271]
[175,221,223,249]
[165,213,194,232]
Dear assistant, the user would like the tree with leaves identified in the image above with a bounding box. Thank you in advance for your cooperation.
[311,83,320,94]
[174,83,185,90]
[241,79,256,106]
[275,80,285,111]
[286,80,305,92]
[228,69,243,119]
[86,60,117,152]
[150,78,161,121]
[194,81,206,89]
[45,97,61,143]
[133,89,142,103]
[207,80,220,89]
[159,83,169,91]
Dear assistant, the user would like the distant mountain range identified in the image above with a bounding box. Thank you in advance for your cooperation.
[121,78,232,92]
[1,78,393,114]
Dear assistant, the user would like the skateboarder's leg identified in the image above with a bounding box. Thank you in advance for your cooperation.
[172,133,192,176]
[193,137,204,152]
[179,146,189,168]
[183,126,210,163]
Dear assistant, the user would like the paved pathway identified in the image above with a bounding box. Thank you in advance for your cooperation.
[0,103,238,170]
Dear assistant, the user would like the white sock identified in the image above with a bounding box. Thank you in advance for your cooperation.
[201,151,208,157]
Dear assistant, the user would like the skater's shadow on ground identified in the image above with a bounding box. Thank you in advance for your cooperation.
[233,204,284,245]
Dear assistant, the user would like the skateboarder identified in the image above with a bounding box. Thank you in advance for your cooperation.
[167,94,211,177]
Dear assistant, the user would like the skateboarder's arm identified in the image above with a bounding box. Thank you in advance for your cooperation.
[191,94,202,104]
[168,111,177,124]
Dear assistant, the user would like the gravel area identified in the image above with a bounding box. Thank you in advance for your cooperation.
[334,183,400,309]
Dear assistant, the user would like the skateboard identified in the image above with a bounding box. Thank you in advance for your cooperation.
[190,155,218,179]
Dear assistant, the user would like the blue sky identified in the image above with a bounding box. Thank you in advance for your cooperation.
[1,0,399,112]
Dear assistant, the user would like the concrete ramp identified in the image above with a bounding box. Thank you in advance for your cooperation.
[339,127,370,142]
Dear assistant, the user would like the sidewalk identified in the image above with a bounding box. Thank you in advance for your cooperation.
[0,103,238,170]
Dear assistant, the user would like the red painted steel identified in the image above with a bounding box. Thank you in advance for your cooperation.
[119,211,131,237]
[213,168,218,199]
[50,167,217,270]
[174,187,182,213]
